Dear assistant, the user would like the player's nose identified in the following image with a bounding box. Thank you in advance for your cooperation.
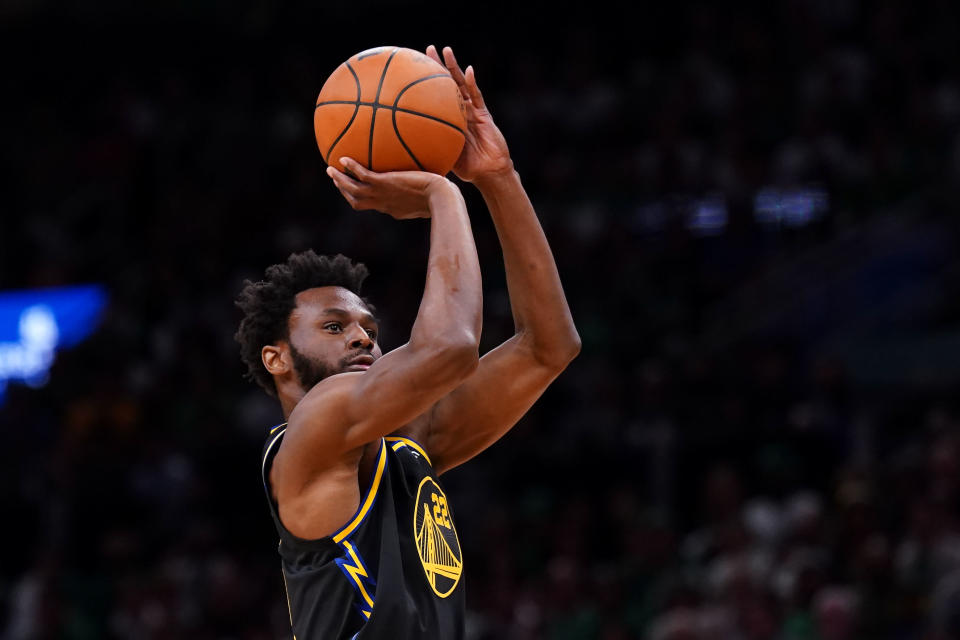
[346,324,373,350]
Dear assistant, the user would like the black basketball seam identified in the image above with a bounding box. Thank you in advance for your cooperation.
[369,48,399,170]
[317,99,466,134]
[392,108,427,171]
[392,74,454,105]
[323,63,362,165]
[390,73,460,171]
[392,73,467,135]
[391,73,466,172]
[394,107,467,134]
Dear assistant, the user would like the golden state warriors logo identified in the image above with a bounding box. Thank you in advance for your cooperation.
[414,477,462,597]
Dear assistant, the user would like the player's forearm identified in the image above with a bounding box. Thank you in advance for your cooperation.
[409,181,483,353]
[474,170,580,366]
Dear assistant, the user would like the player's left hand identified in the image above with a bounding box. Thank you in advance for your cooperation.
[426,45,513,184]
[327,157,453,220]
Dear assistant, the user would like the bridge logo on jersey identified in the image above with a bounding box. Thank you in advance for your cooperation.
[413,477,462,597]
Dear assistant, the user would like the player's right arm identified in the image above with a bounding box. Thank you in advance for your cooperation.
[278,160,482,470]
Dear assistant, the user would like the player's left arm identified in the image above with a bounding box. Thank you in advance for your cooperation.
[422,46,581,475]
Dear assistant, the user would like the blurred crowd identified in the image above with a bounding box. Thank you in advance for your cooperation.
[3,1,960,638]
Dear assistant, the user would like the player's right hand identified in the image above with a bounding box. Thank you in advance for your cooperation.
[327,157,458,220]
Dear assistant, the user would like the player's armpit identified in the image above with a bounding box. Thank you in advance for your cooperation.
[424,335,574,475]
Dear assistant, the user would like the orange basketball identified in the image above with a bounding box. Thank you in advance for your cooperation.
[314,46,467,175]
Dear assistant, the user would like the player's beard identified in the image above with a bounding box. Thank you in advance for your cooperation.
[289,343,337,391]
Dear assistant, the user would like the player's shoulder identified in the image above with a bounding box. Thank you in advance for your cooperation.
[288,371,364,427]
[272,372,364,467]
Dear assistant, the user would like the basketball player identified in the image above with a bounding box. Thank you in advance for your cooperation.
[235,46,579,639]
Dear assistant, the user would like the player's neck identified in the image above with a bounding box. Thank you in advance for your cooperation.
[277,385,306,420]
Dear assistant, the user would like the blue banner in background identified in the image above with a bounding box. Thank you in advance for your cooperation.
[0,285,108,402]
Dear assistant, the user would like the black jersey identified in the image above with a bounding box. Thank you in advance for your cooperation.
[261,425,466,640]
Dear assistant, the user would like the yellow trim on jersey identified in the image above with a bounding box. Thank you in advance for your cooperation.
[332,439,387,543]
[270,422,288,434]
[384,436,432,466]
[281,569,294,626]
[262,428,287,484]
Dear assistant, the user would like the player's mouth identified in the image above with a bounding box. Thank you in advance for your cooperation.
[344,354,375,371]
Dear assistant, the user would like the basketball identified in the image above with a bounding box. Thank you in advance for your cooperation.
[314,46,467,176]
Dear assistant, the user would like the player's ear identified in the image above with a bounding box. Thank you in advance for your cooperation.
[262,343,291,376]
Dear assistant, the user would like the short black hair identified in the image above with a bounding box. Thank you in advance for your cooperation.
[234,250,370,397]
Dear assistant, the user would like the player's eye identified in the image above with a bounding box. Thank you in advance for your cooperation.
[365,328,377,340]
[324,322,343,333]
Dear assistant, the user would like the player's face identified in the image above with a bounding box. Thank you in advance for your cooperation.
[287,286,382,390]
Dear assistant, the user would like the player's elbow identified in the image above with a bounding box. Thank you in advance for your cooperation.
[437,334,481,379]
[532,330,582,372]
[561,332,583,365]
[418,331,480,381]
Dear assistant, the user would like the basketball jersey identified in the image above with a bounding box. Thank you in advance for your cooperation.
[261,424,466,640]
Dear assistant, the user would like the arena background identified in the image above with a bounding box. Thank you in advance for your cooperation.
[3,1,960,638]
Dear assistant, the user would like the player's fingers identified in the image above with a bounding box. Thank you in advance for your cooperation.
[326,166,367,206]
[464,66,486,110]
[326,165,361,190]
[339,157,378,184]
[425,45,442,66]
[330,183,363,210]
[441,47,468,89]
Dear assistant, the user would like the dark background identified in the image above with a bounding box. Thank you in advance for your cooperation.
[3,1,960,638]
